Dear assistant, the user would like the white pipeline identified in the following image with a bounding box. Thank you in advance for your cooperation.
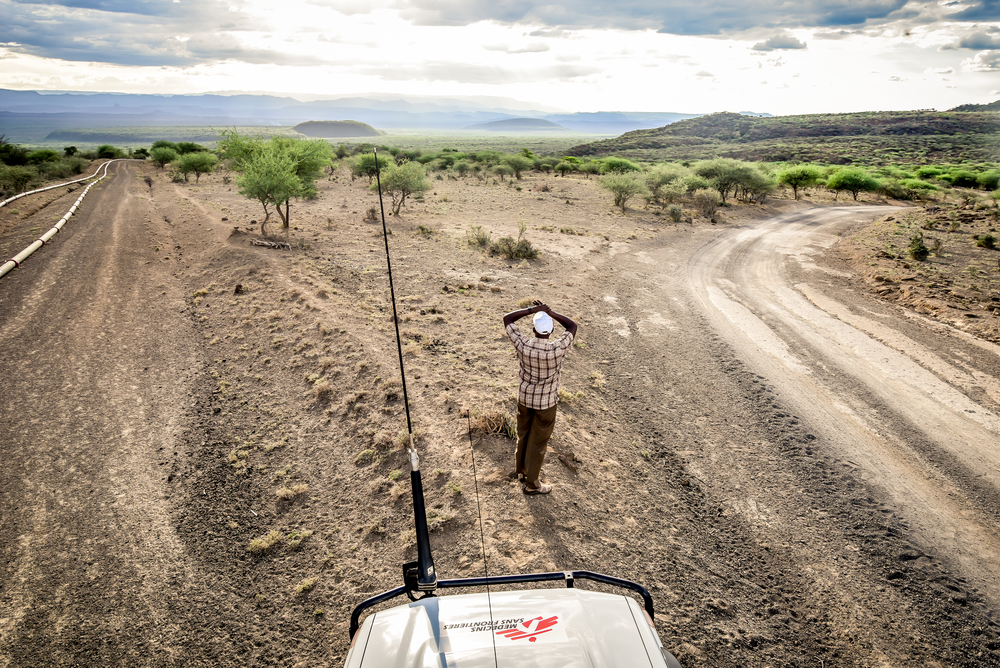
[0,160,128,280]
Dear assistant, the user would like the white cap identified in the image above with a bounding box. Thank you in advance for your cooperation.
[533,311,553,335]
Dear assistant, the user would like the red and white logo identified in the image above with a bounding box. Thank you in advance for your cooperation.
[495,616,560,643]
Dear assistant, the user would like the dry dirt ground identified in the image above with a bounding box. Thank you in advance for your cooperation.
[1,160,999,667]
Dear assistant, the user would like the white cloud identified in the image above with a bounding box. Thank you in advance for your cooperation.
[963,50,1000,71]
[752,34,807,51]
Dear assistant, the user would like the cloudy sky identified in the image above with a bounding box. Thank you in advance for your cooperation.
[1,0,999,114]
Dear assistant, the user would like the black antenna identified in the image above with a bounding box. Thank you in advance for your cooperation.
[373,149,437,594]
[467,414,499,668]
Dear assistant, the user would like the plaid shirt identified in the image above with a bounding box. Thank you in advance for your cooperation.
[506,322,575,410]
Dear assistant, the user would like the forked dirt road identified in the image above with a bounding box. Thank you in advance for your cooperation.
[1,163,999,666]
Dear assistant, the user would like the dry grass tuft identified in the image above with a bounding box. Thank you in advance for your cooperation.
[589,371,605,390]
[248,530,283,554]
[469,406,517,439]
[286,529,313,550]
[294,577,317,594]
[311,380,333,402]
[275,483,309,500]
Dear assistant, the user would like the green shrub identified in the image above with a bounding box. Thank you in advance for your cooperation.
[27,149,61,164]
[178,151,218,182]
[667,204,683,222]
[975,234,997,249]
[945,169,979,188]
[977,170,1000,191]
[693,158,773,204]
[600,157,642,174]
[96,144,122,159]
[598,173,649,212]
[902,179,938,193]
[692,190,719,217]
[37,158,88,179]
[645,163,688,204]
[466,225,491,247]
[490,236,538,259]
[915,165,945,180]
[878,179,911,200]
[489,219,538,259]
[0,165,37,193]
[908,233,929,260]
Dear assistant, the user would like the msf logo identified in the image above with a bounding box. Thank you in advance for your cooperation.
[496,616,559,643]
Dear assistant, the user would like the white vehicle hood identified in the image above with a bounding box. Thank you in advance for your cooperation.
[346,588,666,668]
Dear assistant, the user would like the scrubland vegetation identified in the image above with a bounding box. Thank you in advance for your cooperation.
[5,114,999,217]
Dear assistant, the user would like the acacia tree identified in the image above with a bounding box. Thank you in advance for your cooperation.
[350,153,390,183]
[502,154,533,180]
[600,157,642,174]
[221,130,333,229]
[777,165,823,200]
[645,163,689,204]
[371,160,430,215]
[599,173,649,212]
[178,151,218,182]
[237,148,300,236]
[150,146,179,169]
[826,168,880,200]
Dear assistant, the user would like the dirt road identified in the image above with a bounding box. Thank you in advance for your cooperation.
[0,163,259,665]
[1,164,998,667]
[683,207,1000,602]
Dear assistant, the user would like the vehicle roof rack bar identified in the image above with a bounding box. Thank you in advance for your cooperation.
[348,570,655,640]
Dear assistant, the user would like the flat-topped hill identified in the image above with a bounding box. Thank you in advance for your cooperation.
[293,120,382,138]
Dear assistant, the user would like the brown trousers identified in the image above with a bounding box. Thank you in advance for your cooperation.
[515,403,557,487]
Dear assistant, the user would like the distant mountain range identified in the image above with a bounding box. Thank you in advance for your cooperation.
[0,88,746,141]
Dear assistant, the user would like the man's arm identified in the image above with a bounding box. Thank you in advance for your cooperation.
[502,302,549,328]
[543,307,578,338]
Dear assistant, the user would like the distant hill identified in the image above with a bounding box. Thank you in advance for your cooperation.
[950,100,1000,112]
[293,120,382,138]
[0,89,726,143]
[464,118,567,132]
[568,110,1000,165]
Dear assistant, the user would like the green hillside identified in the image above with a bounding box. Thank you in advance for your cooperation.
[568,111,1000,165]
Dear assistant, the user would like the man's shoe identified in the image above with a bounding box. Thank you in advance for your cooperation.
[523,483,552,495]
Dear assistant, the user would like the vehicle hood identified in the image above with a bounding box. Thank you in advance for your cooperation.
[347,588,663,668]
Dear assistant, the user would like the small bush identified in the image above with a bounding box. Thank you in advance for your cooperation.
[908,233,929,261]
[466,225,491,247]
[692,190,719,217]
[975,234,997,249]
[667,204,683,222]
[490,236,538,259]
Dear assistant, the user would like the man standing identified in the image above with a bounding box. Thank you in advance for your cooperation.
[503,302,578,495]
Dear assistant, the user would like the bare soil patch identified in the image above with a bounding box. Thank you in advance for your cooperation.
[837,201,1000,343]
